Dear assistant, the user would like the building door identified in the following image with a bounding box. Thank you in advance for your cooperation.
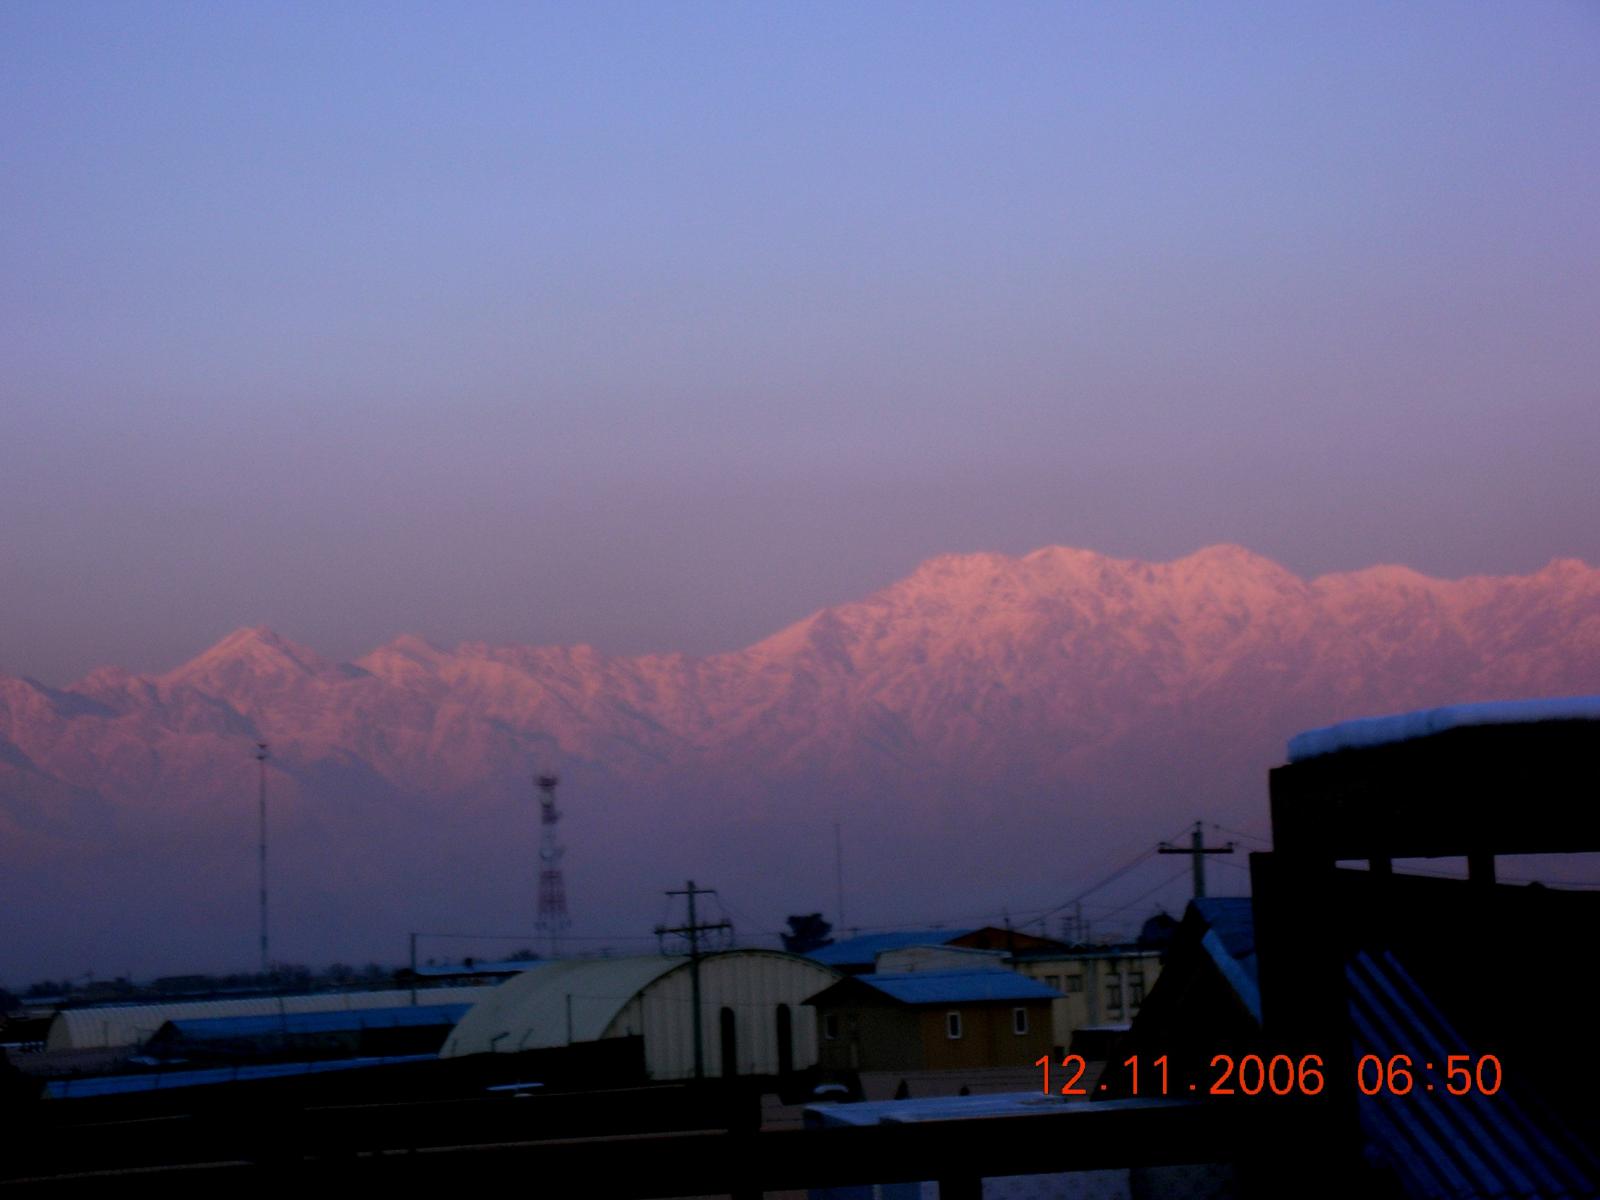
[720,1006,737,1078]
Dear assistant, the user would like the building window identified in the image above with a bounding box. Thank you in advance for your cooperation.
[1012,1007,1028,1035]
[1064,974,1083,993]
[823,1013,839,1040]
[1045,974,1061,991]
[1107,979,1123,1017]
[1129,974,1145,1009]
[946,1011,963,1040]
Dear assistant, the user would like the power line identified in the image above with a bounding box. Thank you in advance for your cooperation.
[1211,823,1272,846]
[1094,863,1195,922]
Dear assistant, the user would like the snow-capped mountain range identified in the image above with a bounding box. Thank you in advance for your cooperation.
[4,544,1597,978]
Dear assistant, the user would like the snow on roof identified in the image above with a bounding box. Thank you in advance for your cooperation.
[1287,695,1600,762]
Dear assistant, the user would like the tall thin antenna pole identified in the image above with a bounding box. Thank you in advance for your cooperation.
[833,821,845,931]
[255,741,270,974]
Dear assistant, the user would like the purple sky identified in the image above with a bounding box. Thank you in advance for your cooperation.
[4,2,1598,684]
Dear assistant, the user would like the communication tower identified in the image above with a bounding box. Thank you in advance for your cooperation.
[534,772,569,956]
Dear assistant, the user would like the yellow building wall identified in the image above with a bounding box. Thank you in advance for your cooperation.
[1012,952,1163,1051]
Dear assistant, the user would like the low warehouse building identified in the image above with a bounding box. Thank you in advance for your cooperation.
[803,969,1058,1072]
[44,987,491,1052]
[146,1003,472,1063]
[441,950,839,1080]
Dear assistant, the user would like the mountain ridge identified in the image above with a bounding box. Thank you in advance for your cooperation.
[3,543,1596,977]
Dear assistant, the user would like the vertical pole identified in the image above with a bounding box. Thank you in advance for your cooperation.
[256,742,270,975]
[409,932,418,1006]
[1192,821,1206,900]
[688,880,704,1080]
[834,822,845,931]
[658,881,729,1082]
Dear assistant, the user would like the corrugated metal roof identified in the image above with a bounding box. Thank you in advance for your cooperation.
[156,1004,469,1041]
[440,956,686,1057]
[847,969,1061,1005]
[807,930,975,966]
[616,950,840,1080]
[1347,949,1600,1199]
[46,987,493,1051]
[44,1054,435,1099]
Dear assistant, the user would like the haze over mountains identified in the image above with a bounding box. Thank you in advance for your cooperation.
[4,544,1598,980]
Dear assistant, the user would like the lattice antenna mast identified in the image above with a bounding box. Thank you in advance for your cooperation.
[534,772,570,957]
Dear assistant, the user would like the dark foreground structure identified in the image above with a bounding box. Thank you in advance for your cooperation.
[4,701,1598,1197]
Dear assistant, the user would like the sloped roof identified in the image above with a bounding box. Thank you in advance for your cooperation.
[807,930,975,967]
[45,987,493,1051]
[810,969,1060,1007]
[1190,897,1258,1023]
[440,956,685,1057]
[156,1004,469,1041]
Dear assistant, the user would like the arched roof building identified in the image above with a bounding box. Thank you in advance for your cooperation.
[442,950,839,1080]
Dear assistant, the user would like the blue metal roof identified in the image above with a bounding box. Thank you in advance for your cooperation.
[1189,898,1259,1023]
[853,969,1061,1005]
[156,1003,469,1040]
[44,1054,436,1099]
[807,930,975,966]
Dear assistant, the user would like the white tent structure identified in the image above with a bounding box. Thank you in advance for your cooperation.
[442,950,839,1080]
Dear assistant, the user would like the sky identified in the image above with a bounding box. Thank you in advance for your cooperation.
[4,1,1598,684]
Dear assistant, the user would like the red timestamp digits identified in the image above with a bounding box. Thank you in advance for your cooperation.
[1354,1053,1502,1097]
[1034,1052,1503,1097]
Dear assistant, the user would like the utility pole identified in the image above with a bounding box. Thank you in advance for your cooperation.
[655,880,731,1080]
[409,931,418,1006]
[833,821,845,931]
[1158,821,1235,900]
[255,742,270,975]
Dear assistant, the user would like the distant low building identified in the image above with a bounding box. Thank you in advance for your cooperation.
[44,987,493,1053]
[1009,946,1164,1052]
[805,926,1166,1052]
[803,969,1057,1072]
[806,931,976,976]
[873,944,1008,975]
